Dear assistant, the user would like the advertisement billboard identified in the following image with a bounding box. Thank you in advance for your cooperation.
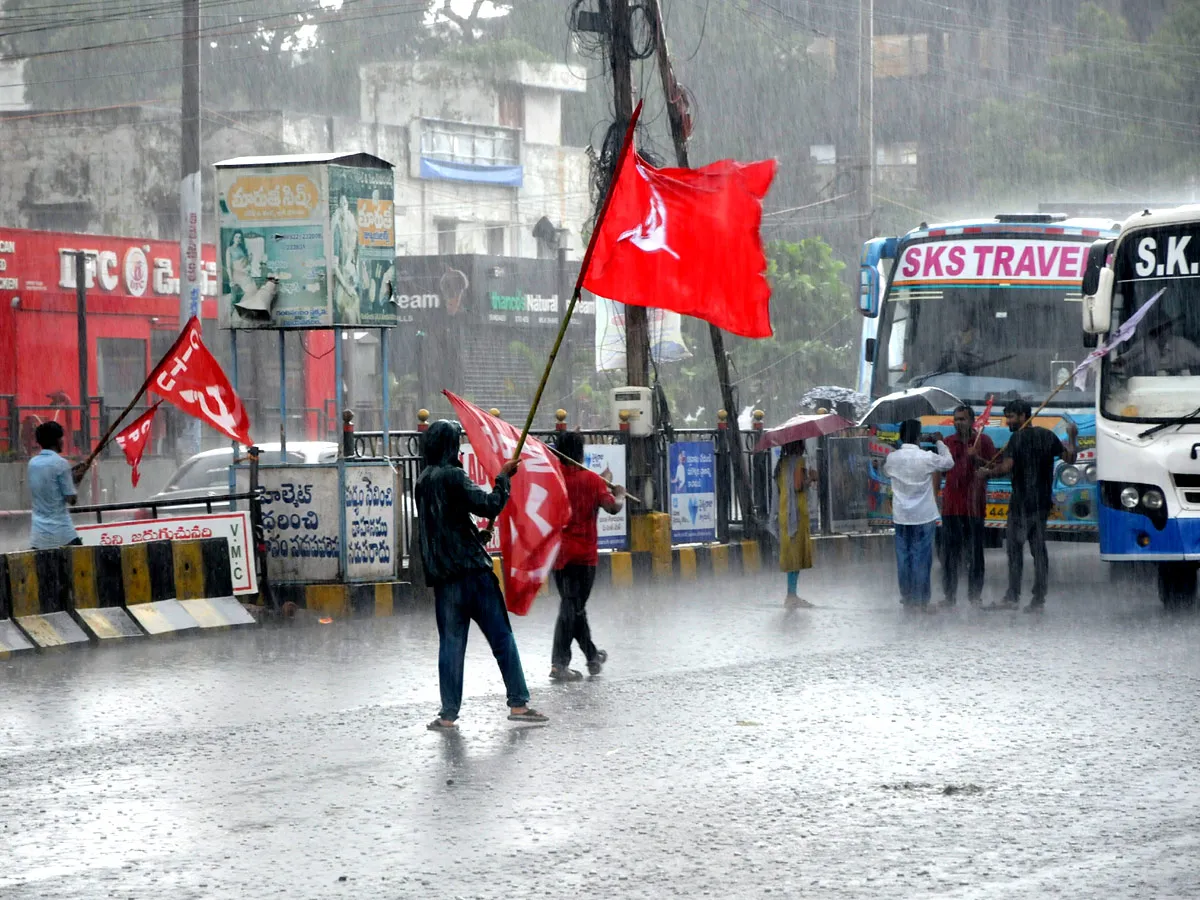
[216,155,396,329]
[668,440,717,544]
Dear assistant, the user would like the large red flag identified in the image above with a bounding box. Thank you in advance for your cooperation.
[149,317,252,446]
[581,129,777,338]
[113,401,161,487]
[444,391,569,616]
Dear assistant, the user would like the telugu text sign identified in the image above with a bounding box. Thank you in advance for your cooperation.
[76,513,257,595]
[584,443,628,551]
[893,239,1091,286]
[345,465,398,581]
[668,441,717,544]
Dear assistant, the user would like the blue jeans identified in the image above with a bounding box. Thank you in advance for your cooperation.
[434,571,530,721]
[894,522,936,605]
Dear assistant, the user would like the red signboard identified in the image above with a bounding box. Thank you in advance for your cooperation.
[0,227,218,305]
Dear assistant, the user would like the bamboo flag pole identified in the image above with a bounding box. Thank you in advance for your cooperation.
[510,101,644,462]
[983,374,1078,464]
[548,444,641,505]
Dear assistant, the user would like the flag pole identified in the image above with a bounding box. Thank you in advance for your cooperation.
[77,365,161,473]
[510,102,644,462]
[548,444,641,505]
[76,317,194,473]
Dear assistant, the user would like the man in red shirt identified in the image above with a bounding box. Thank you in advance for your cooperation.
[551,432,626,682]
[939,404,996,606]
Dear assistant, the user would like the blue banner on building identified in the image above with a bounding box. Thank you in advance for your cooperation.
[419,157,524,187]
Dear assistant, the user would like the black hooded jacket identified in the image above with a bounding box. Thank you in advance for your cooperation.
[415,420,510,587]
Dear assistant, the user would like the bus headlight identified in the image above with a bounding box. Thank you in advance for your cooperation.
[1084,464,1098,483]
[1120,486,1140,509]
[1142,489,1165,510]
[1059,465,1081,487]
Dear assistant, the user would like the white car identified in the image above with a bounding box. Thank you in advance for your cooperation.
[140,442,339,517]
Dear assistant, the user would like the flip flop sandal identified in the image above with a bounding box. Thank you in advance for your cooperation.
[426,718,458,731]
[508,708,549,723]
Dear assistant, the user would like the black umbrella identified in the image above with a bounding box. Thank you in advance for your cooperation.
[858,387,963,427]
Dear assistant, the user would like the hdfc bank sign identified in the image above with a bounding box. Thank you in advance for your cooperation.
[0,228,217,300]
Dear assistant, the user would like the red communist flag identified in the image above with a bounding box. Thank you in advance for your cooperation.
[113,401,161,487]
[444,391,569,616]
[148,317,252,446]
[581,125,777,338]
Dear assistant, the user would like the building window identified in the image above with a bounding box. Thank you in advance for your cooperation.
[420,118,519,167]
[486,225,505,257]
[810,144,836,166]
[498,84,524,131]
[96,338,147,401]
[436,219,457,255]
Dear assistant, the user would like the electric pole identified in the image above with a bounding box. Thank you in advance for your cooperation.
[610,0,649,390]
[646,0,758,535]
[858,0,874,243]
[72,251,91,454]
[179,0,202,455]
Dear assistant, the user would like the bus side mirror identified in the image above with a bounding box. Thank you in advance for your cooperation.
[864,337,877,363]
[1083,267,1114,333]
[859,264,880,317]
[1081,239,1112,297]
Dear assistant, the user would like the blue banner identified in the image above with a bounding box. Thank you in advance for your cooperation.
[419,157,524,187]
[669,441,717,544]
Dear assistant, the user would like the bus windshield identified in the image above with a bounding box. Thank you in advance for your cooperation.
[872,284,1093,407]
[1102,224,1200,421]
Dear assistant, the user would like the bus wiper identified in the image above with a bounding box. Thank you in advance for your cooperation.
[1139,404,1200,439]
[908,370,948,387]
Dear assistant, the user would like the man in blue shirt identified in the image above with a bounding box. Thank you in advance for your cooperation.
[29,422,83,550]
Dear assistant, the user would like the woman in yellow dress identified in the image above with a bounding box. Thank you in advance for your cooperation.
[770,441,817,608]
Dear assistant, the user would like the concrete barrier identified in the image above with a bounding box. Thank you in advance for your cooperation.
[1,536,258,649]
[6,548,90,649]
[66,544,143,642]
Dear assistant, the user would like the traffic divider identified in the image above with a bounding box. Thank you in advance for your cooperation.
[66,544,142,642]
[0,537,256,648]
[6,547,90,649]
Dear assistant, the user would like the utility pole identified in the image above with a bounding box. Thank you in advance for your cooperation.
[179,0,202,455]
[646,0,758,534]
[72,251,91,454]
[609,0,647,390]
[858,0,874,242]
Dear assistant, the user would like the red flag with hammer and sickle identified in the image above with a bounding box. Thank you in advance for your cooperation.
[113,401,161,487]
[444,391,569,615]
[148,317,252,446]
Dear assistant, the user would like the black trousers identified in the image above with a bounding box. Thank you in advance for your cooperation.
[551,564,598,668]
[1007,509,1049,604]
[941,515,985,603]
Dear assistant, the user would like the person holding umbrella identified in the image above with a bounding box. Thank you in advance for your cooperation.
[770,440,818,608]
[884,419,955,607]
[756,411,852,609]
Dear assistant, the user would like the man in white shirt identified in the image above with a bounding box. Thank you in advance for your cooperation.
[883,419,955,607]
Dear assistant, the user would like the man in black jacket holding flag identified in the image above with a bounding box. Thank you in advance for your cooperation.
[415,420,548,730]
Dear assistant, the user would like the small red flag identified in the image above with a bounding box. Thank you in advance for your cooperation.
[443,391,569,616]
[148,317,252,446]
[581,112,776,338]
[113,401,161,487]
[974,396,994,432]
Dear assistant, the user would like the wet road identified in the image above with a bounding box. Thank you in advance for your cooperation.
[3,544,1199,899]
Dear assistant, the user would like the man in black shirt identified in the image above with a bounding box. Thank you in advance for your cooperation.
[978,398,1077,611]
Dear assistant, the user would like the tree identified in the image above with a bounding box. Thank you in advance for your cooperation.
[656,237,858,424]
[967,2,1195,200]
[0,0,432,111]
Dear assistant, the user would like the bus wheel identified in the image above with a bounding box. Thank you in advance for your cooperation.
[1157,563,1198,610]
